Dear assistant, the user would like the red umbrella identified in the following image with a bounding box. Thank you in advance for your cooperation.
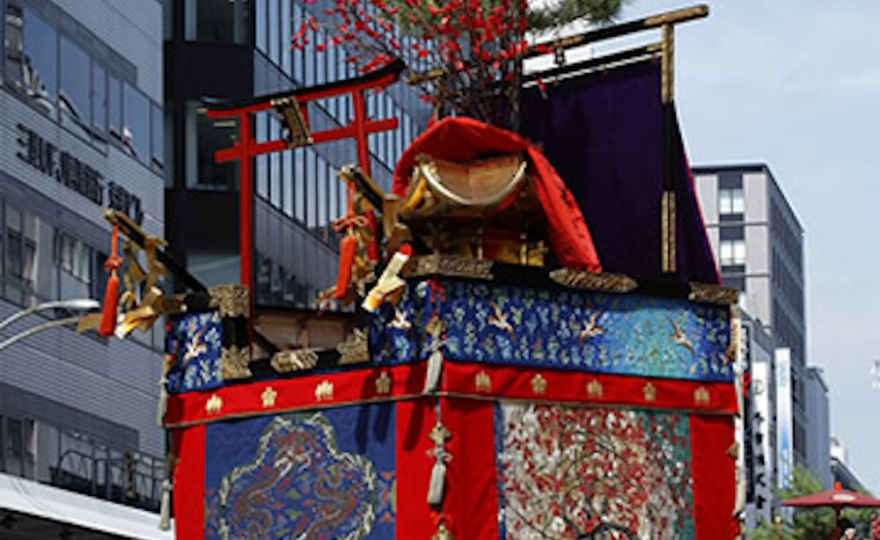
[784,482,880,539]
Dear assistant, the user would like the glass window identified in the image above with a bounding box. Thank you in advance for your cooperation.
[720,188,744,214]
[187,102,239,189]
[256,113,268,197]
[59,36,90,129]
[91,62,106,132]
[281,0,291,75]
[269,0,279,63]
[256,0,267,52]
[283,150,293,217]
[304,30,315,85]
[185,0,250,43]
[317,157,327,228]
[294,147,305,222]
[124,84,150,160]
[292,4,303,83]
[329,164,338,220]
[270,118,281,207]
[20,8,57,116]
[152,102,164,170]
[720,239,746,266]
[108,75,122,140]
[316,30,325,82]
[306,149,316,228]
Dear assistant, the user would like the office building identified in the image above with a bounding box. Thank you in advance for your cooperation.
[805,366,832,488]
[0,0,168,536]
[693,164,809,467]
[742,309,780,529]
[831,437,870,493]
[162,0,430,307]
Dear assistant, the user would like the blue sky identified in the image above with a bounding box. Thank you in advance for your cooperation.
[605,0,880,491]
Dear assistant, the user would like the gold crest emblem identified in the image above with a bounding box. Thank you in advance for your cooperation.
[375,372,392,394]
[205,394,223,414]
[586,379,604,398]
[261,386,278,408]
[315,380,334,401]
[643,382,657,402]
[531,374,548,395]
[475,371,492,392]
[694,386,710,406]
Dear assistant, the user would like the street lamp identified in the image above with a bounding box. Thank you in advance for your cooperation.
[0,298,100,350]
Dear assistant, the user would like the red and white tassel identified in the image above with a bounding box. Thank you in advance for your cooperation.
[424,349,443,393]
[427,458,446,505]
[99,226,123,337]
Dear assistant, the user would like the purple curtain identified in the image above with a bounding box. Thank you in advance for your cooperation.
[521,60,719,284]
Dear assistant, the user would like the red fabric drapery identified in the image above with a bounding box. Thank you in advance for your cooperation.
[392,117,602,272]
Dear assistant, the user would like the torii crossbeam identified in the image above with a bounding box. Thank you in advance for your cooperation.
[203,59,405,298]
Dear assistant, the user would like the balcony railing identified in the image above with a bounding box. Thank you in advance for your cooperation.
[0,415,165,512]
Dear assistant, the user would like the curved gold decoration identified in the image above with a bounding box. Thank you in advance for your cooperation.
[688,282,740,306]
[549,268,637,293]
[270,349,319,374]
[222,345,252,380]
[406,255,494,280]
[337,328,370,365]
[415,154,528,209]
[209,284,250,318]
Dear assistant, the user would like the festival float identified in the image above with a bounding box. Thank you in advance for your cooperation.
[84,3,746,538]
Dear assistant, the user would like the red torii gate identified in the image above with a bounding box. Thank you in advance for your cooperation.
[204,59,405,298]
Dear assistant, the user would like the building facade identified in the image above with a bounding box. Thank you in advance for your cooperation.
[831,436,869,493]
[0,0,168,536]
[805,366,832,488]
[693,164,811,469]
[743,309,779,530]
[163,0,430,306]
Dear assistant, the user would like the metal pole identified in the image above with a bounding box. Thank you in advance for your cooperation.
[0,316,81,351]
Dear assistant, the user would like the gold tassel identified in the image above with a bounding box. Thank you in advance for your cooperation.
[427,460,446,505]
[159,478,171,531]
[424,349,443,393]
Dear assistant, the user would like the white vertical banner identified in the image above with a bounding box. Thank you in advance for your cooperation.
[775,348,793,489]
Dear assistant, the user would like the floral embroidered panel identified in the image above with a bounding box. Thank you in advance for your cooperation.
[203,403,396,540]
[495,403,695,540]
[370,278,733,382]
[167,312,224,392]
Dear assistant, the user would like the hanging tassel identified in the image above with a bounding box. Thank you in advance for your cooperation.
[99,226,123,337]
[159,478,172,530]
[334,233,359,299]
[156,376,168,427]
[424,349,443,393]
[427,459,446,505]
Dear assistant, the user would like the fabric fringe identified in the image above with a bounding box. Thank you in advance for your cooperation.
[427,460,446,505]
[159,478,172,531]
[424,349,443,393]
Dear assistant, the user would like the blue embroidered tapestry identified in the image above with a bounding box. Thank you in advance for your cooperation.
[204,403,396,539]
[167,312,224,393]
[370,278,733,382]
